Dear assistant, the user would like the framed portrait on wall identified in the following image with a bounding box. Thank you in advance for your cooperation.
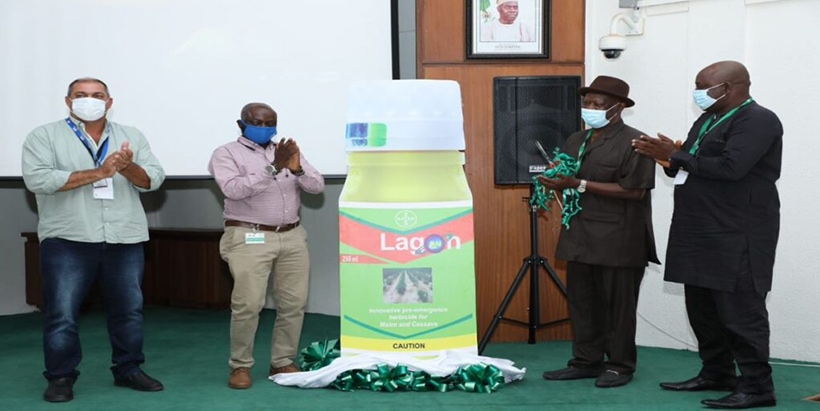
[466,0,550,59]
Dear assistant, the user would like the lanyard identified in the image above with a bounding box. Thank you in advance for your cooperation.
[576,129,594,168]
[688,98,753,155]
[65,118,109,167]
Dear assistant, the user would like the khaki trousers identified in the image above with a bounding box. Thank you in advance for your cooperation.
[219,225,310,369]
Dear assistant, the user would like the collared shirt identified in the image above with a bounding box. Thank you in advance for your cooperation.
[555,121,659,268]
[208,136,324,226]
[22,118,165,244]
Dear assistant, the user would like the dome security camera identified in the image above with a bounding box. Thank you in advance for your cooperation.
[599,34,627,59]
[598,11,644,60]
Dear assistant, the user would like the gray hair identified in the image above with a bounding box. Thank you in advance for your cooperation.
[67,77,110,97]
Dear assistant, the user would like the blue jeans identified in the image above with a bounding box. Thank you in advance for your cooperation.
[40,238,146,381]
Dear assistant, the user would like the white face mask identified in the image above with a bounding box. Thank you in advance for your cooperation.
[692,83,726,111]
[581,104,618,129]
[71,97,107,121]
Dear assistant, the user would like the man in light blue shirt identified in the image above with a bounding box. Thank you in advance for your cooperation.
[22,77,165,403]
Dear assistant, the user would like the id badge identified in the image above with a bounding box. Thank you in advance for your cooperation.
[93,178,114,199]
[673,170,689,185]
[245,232,266,244]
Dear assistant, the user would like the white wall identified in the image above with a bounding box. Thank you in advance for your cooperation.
[586,0,820,362]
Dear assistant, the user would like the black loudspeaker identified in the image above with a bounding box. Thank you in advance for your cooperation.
[494,76,582,185]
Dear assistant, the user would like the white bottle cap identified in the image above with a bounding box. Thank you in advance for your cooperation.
[345,80,466,151]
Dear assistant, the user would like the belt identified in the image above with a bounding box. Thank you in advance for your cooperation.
[224,220,300,233]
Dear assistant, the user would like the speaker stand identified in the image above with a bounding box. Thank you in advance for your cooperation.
[478,184,569,355]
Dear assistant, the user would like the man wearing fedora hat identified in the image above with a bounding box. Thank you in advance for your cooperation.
[538,75,658,388]
[480,0,534,42]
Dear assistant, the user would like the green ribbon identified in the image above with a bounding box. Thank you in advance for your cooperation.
[389,365,426,391]
[427,376,453,393]
[327,363,503,394]
[371,363,400,392]
[298,339,508,394]
[298,338,341,371]
[332,370,356,391]
[530,148,582,229]
[452,364,504,394]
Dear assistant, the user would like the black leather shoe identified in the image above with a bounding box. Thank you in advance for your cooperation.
[595,370,633,388]
[660,375,737,391]
[543,366,603,380]
[701,392,777,409]
[114,370,164,392]
[44,377,75,402]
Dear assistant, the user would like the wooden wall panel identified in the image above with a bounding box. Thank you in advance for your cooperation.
[417,0,586,344]
[22,229,231,310]
[418,0,465,63]
[550,0,586,62]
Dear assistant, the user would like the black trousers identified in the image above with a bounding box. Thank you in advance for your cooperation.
[685,261,773,394]
[566,262,644,374]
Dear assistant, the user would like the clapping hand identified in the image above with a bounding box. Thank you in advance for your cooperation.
[273,138,301,171]
[632,133,680,161]
[118,141,133,171]
[99,141,136,179]
[100,152,123,178]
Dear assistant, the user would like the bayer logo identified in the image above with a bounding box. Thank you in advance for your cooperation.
[394,210,418,228]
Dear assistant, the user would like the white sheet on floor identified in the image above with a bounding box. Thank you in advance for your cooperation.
[270,351,526,388]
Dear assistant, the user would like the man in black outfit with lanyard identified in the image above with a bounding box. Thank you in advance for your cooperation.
[633,61,783,409]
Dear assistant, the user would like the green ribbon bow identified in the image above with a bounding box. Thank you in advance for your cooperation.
[530,149,582,229]
[332,370,357,391]
[452,364,505,393]
[298,338,341,372]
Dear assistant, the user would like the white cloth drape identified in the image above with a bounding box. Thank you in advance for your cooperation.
[270,351,526,388]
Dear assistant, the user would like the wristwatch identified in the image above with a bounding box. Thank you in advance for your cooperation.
[577,179,588,193]
[265,163,281,176]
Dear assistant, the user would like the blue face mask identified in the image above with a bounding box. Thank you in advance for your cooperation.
[241,121,277,145]
[581,104,618,129]
[693,83,726,111]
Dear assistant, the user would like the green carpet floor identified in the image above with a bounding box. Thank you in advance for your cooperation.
[2,306,818,410]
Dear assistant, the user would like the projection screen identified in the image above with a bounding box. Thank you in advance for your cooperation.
[0,0,394,177]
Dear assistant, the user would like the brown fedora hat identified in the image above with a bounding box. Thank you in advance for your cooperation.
[578,75,635,107]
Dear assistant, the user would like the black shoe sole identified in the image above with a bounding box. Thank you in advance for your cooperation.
[114,380,164,392]
[43,394,73,403]
[701,399,776,409]
[595,375,633,388]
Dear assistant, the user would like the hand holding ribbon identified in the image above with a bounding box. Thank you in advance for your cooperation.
[530,149,582,229]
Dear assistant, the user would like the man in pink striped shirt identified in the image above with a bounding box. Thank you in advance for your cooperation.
[208,102,324,390]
